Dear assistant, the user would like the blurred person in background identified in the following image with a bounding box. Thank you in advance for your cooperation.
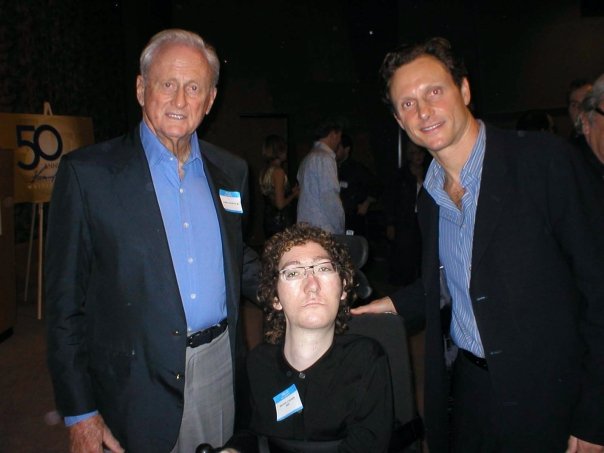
[568,78,593,142]
[259,134,299,238]
[579,73,604,185]
[297,118,345,234]
[336,134,379,237]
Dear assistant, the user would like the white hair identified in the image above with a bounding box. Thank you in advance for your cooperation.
[581,73,604,125]
[139,29,220,86]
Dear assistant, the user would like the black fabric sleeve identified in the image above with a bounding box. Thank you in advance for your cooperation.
[338,341,393,453]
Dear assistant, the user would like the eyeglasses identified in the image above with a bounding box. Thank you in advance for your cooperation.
[595,107,604,117]
[278,261,337,282]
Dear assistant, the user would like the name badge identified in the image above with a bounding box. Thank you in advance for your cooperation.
[273,384,303,421]
[219,189,243,214]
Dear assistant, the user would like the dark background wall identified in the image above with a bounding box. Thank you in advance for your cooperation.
[397,0,604,126]
[2,0,602,161]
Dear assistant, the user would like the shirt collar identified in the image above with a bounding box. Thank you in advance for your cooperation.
[314,140,336,157]
[140,120,201,168]
[424,120,486,194]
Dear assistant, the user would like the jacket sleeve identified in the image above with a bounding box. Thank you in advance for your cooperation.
[546,146,604,445]
[389,278,427,331]
[241,244,260,302]
[238,153,260,302]
[45,157,97,416]
[339,341,393,453]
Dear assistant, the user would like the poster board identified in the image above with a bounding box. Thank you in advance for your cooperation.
[0,112,94,203]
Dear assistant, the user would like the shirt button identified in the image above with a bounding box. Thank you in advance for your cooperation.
[179,188,184,194]
[298,372,306,379]
[187,257,194,264]
[173,330,181,336]
[183,222,190,229]
[175,372,183,380]
[190,293,197,300]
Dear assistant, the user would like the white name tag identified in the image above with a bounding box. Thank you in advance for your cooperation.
[219,189,243,214]
[273,384,303,421]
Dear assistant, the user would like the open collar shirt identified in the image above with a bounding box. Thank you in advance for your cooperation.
[141,121,226,334]
[424,120,486,357]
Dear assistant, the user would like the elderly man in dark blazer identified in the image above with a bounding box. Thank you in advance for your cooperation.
[45,29,259,453]
[353,38,604,453]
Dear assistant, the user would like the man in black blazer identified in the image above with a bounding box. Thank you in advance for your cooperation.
[353,38,604,452]
[46,29,259,453]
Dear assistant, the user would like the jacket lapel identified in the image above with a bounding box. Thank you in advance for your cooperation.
[200,150,236,247]
[418,187,440,287]
[111,131,180,289]
[199,147,239,306]
[471,126,512,271]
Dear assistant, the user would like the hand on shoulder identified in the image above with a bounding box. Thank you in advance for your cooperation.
[566,435,604,453]
[350,297,397,315]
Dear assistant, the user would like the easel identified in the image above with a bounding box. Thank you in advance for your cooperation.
[23,102,53,320]
[23,202,44,320]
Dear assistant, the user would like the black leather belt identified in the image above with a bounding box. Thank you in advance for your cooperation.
[187,319,228,348]
[462,349,488,370]
[267,437,342,452]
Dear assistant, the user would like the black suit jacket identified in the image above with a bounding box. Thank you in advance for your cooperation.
[45,127,259,452]
[391,125,604,452]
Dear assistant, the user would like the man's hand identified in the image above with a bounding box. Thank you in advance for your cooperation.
[567,435,604,453]
[350,297,397,315]
[69,414,124,453]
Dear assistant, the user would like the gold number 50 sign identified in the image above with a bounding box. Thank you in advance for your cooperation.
[16,124,63,170]
[0,113,93,203]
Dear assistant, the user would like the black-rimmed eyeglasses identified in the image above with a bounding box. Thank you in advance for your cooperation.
[278,261,337,282]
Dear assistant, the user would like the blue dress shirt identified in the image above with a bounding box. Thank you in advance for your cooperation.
[424,121,487,358]
[141,121,226,333]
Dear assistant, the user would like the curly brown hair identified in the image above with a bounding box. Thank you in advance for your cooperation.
[258,223,356,344]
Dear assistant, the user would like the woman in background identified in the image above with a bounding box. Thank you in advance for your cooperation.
[259,135,299,238]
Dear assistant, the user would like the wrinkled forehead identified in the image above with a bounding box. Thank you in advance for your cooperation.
[390,56,455,97]
[147,43,210,77]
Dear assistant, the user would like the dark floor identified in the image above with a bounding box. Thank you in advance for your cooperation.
[0,244,425,453]
[0,302,69,453]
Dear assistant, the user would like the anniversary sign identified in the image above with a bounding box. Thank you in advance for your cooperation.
[0,112,94,203]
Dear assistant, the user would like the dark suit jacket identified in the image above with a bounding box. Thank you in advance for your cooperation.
[45,127,259,452]
[391,125,604,452]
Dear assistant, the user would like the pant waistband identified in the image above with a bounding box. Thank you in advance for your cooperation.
[187,319,228,348]
[461,349,488,370]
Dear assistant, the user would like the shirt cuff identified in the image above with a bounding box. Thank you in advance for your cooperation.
[64,410,98,427]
